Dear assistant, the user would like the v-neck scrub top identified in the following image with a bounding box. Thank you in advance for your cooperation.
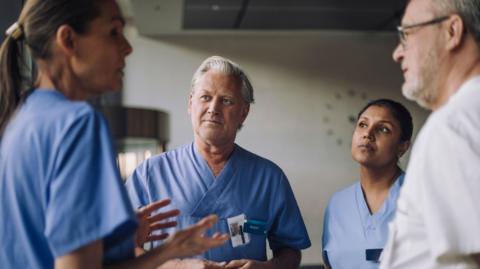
[125,142,311,261]
[322,173,405,269]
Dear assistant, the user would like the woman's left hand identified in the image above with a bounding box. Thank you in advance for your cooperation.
[135,198,180,247]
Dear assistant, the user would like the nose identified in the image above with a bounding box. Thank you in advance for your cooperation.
[363,128,375,141]
[392,43,403,63]
[207,98,221,115]
[122,36,133,56]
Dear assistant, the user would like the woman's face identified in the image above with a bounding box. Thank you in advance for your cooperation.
[351,105,409,168]
[70,0,132,98]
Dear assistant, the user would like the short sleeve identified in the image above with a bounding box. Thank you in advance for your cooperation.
[44,109,137,258]
[267,172,311,251]
[125,161,151,209]
[417,120,480,260]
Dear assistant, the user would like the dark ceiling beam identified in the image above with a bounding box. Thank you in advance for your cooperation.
[233,0,250,29]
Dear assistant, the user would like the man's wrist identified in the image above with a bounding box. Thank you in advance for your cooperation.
[263,259,278,269]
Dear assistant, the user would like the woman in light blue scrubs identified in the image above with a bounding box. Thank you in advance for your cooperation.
[322,99,413,269]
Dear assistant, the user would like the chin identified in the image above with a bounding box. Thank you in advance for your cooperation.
[200,130,224,141]
[352,153,370,164]
[402,81,417,100]
[403,84,432,110]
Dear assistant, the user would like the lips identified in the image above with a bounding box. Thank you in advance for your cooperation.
[358,144,375,151]
[202,119,223,125]
[116,65,125,75]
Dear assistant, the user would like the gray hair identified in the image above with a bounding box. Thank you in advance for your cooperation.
[432,0,480,43]
[190,56,255,104]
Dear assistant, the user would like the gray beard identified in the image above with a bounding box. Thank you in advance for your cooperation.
[401,49,439,110]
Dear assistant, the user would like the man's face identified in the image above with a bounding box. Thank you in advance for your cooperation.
[188,70,249,147]
[392,0,444,109]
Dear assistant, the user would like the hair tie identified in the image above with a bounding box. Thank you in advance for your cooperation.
[5,22,24,41]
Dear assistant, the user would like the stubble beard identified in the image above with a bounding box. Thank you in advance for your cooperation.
[401,49,439,110]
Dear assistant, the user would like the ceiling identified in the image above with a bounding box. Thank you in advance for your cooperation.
[125,0,406,36]
[1,1,407,40]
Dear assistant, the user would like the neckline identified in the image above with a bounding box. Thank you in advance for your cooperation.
[357,172,404,218]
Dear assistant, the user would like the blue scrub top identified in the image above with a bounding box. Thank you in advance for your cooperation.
[322,173,405,269]
[0,90,138,268]
[126,142,311,261]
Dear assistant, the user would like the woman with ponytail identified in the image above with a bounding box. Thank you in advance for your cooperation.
[0,1,227,268]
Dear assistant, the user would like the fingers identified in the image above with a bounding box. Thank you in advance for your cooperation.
[225,260,248,268]
[211,232,222,238]
[198,233,229,250]
[206,260,227,268]
[166,215,228,257]
[147,209,180,223]
[150,220,177,230]
[191,215,219,234]
[137,198,172,216]
[180,259,226,269]
[146,233,169,242]
[189,215,229,249]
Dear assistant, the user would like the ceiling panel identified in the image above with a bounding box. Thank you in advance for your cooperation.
[129,0,406,36]
[182,0,405,31]
[184,3,242,29]
[240,8,399,31]
[245,0,403,9]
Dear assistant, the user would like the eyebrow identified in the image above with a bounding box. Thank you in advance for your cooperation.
[374,120,395,126]
[359,117,394,125]
[358,116,369,121]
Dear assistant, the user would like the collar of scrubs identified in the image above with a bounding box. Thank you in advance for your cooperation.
[355,172,405,235]
[191,142,239,181]
[189,142,241,217]
[22,89,69,116]
[30,88,66,100]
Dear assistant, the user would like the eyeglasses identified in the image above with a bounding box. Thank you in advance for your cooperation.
[397,16,450,48]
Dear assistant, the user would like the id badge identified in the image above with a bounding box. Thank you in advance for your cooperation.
[227,214,250,248]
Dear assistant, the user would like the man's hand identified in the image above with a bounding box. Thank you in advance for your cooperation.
[226,248,301,269]
[135,199,179,247]
[225,259,270,269]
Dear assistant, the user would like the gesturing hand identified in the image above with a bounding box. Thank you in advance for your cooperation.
[164,215,229,258]
[175,258,227,269]
[225,259,268,269]
[135,199,180,247]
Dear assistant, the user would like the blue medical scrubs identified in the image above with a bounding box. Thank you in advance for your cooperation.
[322,173,404,269]
[126,142,311,261]
[0,90,137,268]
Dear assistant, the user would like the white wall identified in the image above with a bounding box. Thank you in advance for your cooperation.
[123,27,429,265]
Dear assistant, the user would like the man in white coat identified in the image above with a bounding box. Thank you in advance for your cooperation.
[380,0,480,268]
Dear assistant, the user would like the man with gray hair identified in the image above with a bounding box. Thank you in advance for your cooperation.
[380,0,480,268]
[126,56,311,268]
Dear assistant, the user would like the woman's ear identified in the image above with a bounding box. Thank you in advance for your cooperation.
[55,25,78,56]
